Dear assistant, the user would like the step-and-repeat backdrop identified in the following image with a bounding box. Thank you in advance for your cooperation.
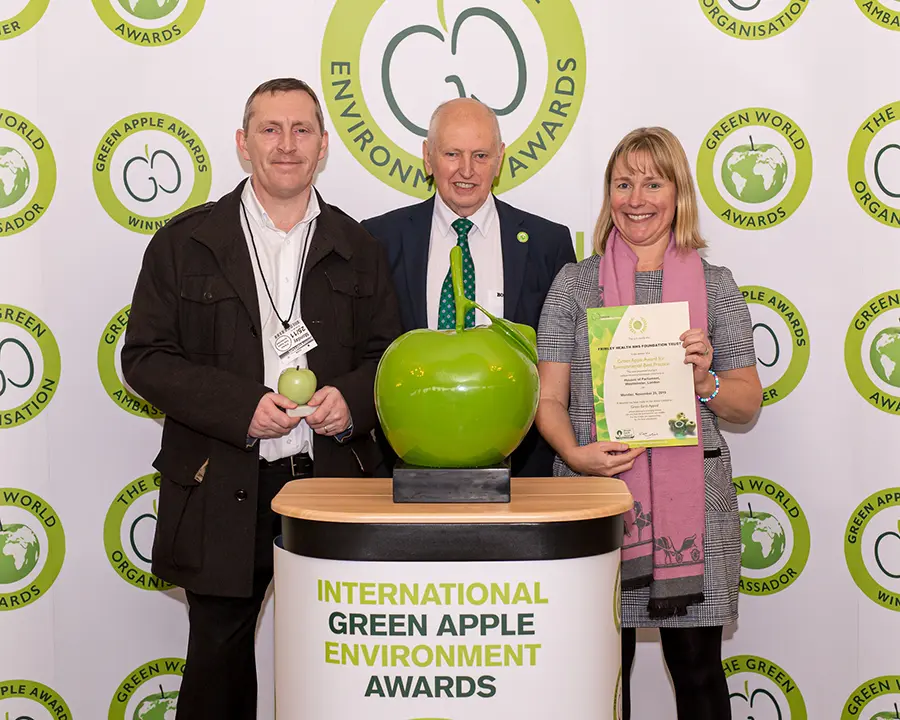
[2,1,899,717]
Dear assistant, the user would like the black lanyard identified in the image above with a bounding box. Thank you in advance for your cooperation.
[241,200,313,330]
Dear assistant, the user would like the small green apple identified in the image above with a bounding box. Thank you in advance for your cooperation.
[132,684,178,720]
[278,367,317,414]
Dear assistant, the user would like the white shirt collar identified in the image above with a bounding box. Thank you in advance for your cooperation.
[433,191,497,239]
[241,178,321,235]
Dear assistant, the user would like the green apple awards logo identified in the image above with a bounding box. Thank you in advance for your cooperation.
[93,112,211,234]
[0,488,65,610]
[845,488,900,611]
[1,0,51,40]
[104,472,173,591]
[699,0,809,39]
[849,101,900,228]
[697,107,812,230]
[0,109,55,238]
[854,0,900,31]
[734,475,809,596]
[841,677,900,719]
[844,290,900,414]
[724,655,807,719]
[98,305,163,419]
[321,0,585,197]
[740,286,810,406]
[0,305,60,429]
[109,658,184,720]
[92,0,205,46]
[0,680,72,719]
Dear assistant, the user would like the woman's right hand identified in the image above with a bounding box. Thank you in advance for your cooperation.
[564,442,646,477]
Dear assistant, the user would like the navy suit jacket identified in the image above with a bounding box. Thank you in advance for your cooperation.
[362,194,576,477]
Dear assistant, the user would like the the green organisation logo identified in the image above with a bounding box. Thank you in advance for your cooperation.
[740,286,810,406]
[321,0,585,198]
[0,680,72,719]
[98,305,163,419]
[699,0,809,40]
[0,488,65,611]
[93,112,211,235]
[104,472,174,591]
[841,677,900,719]
[844,290,900,414]
[92,0,205,46]
[849,102,900,228]
[109,658,185,720]
[697,107,812,230]
[855,1,900,31]
[734,475,809,596]
[1,0,51,40]
[724,655,807,719]
[0,305,60,429]
[0,109,55,237]
[845,488,900,611]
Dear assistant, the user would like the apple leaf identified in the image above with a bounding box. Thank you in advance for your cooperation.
[437,0,447,32]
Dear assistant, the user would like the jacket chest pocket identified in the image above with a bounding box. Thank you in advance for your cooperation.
[325,268,375,347]
[180,275,239,355]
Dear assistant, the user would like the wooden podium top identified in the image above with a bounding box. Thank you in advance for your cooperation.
[272,476,632,525]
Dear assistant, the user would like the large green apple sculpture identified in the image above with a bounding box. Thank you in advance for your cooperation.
[375,246,539,468]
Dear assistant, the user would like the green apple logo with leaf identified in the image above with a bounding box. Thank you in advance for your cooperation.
[870,326,900,388]
[874,520,900,580]
[0,515,40,584]
[0,147,30,209]
[382,0,526,137]
[722,134,788,204]
[740,503,786,571]
[118,0,180,21]
[123,144,181,204]
[730,680,782,720]
[129,498,158,565]
[0,338,35,399]
[133,684,177,720]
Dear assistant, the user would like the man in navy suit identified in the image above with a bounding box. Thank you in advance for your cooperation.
[362,98,576,477]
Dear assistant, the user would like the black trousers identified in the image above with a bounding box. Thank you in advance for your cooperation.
[622,626,731,720]
[175,459,309,720]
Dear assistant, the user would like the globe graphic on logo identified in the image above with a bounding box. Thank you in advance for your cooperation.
[118,0,180,21]
[721,138,788,204]
[133,688,178,720]
[0,523,40,583]
[0,147,31,209]
[869,328,900,388]
[739,510,786,570]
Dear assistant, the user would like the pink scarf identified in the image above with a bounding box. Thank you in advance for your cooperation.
[597,228,707,617]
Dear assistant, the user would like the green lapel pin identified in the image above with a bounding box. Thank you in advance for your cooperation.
[517,231,529,243]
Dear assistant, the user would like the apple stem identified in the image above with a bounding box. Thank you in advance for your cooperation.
[894,701,898,717]
[749,134,755,151]
[160,684,165,697]
[747,503,754,518]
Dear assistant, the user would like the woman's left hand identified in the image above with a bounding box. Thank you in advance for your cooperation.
[681,328,715,395]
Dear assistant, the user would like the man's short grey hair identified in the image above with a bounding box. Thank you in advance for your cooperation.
[242,78,325,134]
[425,98,502,150]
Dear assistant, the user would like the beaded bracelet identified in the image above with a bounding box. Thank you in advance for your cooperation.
[698,370,719,403]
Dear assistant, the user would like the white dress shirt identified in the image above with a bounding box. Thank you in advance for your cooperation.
[426,193,505,329]
[240,180,319,461]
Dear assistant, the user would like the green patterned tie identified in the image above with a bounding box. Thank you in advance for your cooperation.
[438,218,476,329]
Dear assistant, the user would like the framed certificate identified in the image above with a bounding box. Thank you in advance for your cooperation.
[587,301,698,448]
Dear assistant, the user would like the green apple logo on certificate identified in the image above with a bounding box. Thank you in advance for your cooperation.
[588,302,698,447]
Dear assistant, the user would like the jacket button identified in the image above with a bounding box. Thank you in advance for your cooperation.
[203,291,213,301]
[250,325,258,338]
[235,489,248,501]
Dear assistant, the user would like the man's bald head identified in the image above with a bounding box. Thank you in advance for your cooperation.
[426,98,502,153]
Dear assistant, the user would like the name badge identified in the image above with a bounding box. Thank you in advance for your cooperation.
[269,318,318,365]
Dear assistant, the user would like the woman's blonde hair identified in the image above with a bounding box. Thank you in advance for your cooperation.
[593,127,706,255]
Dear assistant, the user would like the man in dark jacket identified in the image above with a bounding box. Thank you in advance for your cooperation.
[122,78,402,719]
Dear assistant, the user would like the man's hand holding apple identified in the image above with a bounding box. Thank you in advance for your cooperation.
[306,386,352,437]
[248,392,302,439]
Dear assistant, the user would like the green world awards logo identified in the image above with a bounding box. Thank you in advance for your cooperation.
[844,290,900,414]
[855,1,900,31]
[724,655,807,719]
[0,488,65,610]
[697,107,812,230]
[92,0,204,46]
[0,110,55,237]
[97,305,163,419]
[0,680,72,718]
[0,305,60,429]
[841,677,900,719]
[104,473,173,591]
[845,488,900,611]
[93,112,211,234]
[740,286,810,406]
[109,658,184,720]
[699,0,809,39]
[1,0,51,40]
[849,102,900,228]
[734,476,809,596]
[321,0,585,198]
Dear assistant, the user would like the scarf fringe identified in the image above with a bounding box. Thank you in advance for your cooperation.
[646,592,705,619]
